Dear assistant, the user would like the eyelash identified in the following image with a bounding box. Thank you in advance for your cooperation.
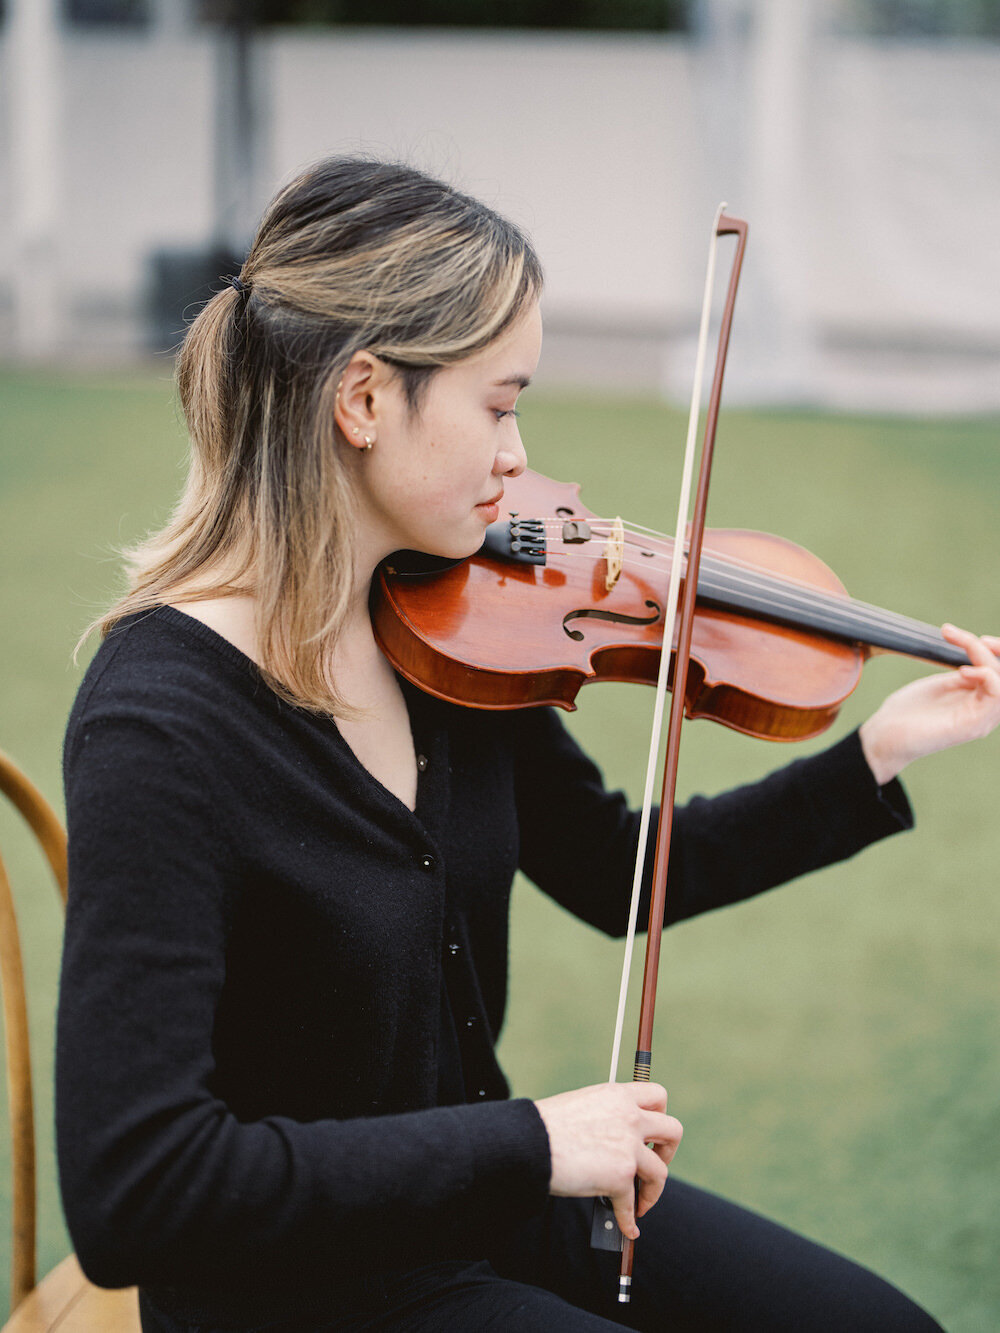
[494,409,521,421]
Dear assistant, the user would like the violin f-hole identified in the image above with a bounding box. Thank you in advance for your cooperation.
[562,600,662,642]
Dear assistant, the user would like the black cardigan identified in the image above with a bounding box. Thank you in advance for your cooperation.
[56,607,911,1323]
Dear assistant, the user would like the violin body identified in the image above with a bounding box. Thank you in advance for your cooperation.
[373,469,867,742]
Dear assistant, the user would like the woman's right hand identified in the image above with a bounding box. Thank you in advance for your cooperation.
[534,1082,683,1241]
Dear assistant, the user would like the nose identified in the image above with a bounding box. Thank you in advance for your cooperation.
[495,429,528,479]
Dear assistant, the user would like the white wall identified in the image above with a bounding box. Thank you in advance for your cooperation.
[267,31,704,329]
[814,43,1000,344]
[1,20,998,409]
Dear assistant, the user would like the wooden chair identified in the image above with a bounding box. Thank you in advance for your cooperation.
[0,749,139,1332]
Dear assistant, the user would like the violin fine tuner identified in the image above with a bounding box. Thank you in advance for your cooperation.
[479,515,546,565]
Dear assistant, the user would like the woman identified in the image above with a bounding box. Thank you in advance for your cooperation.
[57,157,1000,1332]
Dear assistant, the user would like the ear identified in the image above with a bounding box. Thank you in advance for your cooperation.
[334,351,393,451]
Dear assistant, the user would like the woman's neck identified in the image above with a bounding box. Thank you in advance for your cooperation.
[167,569,381,693]
[168,593,261,665]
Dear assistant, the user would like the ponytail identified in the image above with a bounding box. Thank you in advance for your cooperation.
[81,157,542,715]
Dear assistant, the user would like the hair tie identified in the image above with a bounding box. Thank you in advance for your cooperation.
[229,275,249,297]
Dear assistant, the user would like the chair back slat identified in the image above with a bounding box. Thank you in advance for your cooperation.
[0,751,68,1316]
[0,853,36,1311]
[0,756,67,906]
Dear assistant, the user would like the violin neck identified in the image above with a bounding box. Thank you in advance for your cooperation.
[699,567,968,668]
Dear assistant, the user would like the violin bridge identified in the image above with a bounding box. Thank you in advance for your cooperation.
[604,516,625,592]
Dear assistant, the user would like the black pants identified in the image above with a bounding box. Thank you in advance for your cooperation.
[139,1178,944,1332]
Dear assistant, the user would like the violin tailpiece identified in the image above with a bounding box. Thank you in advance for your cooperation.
[479,515,546,565]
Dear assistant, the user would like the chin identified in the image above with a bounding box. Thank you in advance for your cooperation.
[392,522,482,565]
[411,522,484,563]
[436,537,483,563]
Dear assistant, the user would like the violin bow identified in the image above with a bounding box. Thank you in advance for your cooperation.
[591,206,749,1304]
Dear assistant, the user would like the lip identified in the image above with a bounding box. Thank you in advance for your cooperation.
[477,491,504,509]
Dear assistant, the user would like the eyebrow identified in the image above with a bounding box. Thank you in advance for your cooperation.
[493,376,532,389]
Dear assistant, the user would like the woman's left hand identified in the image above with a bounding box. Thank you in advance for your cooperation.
[859,625,1000,786]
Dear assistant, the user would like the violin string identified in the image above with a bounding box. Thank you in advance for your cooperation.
[544,514,673,539]
[628,557,948,654]
[540,540,949,649]
[539,513,886,617]
[524,520,950,652]
[537,515,857,606]
[558,543,948,649]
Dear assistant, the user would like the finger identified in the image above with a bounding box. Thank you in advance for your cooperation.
[639,1112,684,1151]
[636,1181,668,1220]
[635,1145,669,1217]
[943,624,999,671]
[636,1191,661,1221]
[628,1081,668,1112]
[958,665,1000,693]
[611,1186,639,1241]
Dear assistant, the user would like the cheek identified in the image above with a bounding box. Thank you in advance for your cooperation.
[392,397,492,496]
[415,431,489,495]
[380,447,463,522]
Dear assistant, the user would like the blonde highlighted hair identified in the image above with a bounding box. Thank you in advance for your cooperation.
[91,157,543,714]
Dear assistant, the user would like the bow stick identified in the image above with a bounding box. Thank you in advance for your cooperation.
[589,207,749,1304]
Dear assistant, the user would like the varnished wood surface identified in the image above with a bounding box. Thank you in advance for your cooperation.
[3,1255,138,1333]
[375,469,863,738]
[0,753,67,907]
[0,849,35,1312]
[1,752,139,1330]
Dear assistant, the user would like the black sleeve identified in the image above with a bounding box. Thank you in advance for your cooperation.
[513,708,912,936]
[57,717,551,1295]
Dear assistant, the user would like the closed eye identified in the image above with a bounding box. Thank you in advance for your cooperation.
[494,409,521,421]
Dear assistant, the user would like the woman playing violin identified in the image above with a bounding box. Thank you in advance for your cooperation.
[57,157,1000,1333]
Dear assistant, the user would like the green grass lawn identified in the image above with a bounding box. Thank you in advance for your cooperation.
[1,368,998,1327]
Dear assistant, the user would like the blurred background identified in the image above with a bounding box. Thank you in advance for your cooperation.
[2,0,1000,408]
[1,1,999,1329]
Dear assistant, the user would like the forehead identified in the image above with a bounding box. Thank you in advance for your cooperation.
[461,300,543,382]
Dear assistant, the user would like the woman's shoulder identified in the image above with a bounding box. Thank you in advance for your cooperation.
[67,605,273,761]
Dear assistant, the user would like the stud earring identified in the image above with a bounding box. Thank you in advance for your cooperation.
[363,435,375,451]
[352,427,360,436]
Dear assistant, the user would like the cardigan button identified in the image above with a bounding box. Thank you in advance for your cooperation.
[464,1015,478,1028]
[419,853,436,872]
[477,1089,487,1098]
[447,942,460,957]
[416,754,429,772]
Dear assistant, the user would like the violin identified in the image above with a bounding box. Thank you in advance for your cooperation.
[372,466,969,740]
